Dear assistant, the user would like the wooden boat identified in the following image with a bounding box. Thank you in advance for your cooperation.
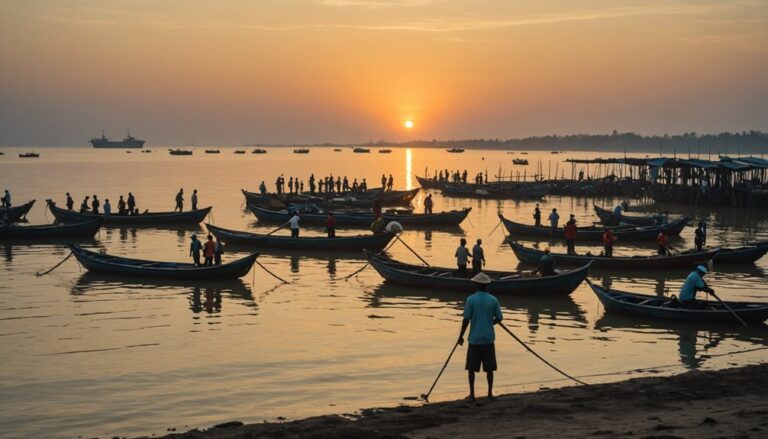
[512,159,529,165]
[353,147,370,153]
[713,242,768,264]
[169,149,193,156]
[509,241,719,269]
[378,149,392,154]
[499,213,690,241]
[19,152,39,158]
[0,218,103,240]
[206,224,395,251]
[204,149,221,154]
[252,149,267,154]
[334,148,343,152]
[588,282,768,324]
[1,199,35,222]
[365,250,591,295]
[68,244,258,280]
[242,188,419,207]
[446,148,465,153]
[249,204,471,227]
[47,199,211,225]
[293,149,310,154]
[234,150,246,154]
[415,175,446,189]
[593,205,661,226]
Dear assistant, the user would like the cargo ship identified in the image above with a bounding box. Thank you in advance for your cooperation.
[90,130,145,148]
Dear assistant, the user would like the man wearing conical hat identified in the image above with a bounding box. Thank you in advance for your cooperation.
[457,272,503,401]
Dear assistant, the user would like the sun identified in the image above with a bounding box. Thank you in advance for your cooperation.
[404,120,414,129]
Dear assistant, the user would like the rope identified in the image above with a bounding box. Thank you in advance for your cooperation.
[499,322,587,386]
[254,259,290,284]
[36,252,73,277]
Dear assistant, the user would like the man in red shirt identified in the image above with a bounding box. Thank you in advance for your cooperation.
[656,228,669,256]
[564,214,578,255]
[602,229,616,257]
[203,234,216,266]
[326,213,336,238]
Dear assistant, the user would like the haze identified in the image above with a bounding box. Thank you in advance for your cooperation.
[1,0,767,146]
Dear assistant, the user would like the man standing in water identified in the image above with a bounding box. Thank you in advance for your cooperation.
[457,272,503,401]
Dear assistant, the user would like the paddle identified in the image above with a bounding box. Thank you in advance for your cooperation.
[709,289,748,327]
[265,222,289,237]
[420,340,460,402]
[396,235,430,267]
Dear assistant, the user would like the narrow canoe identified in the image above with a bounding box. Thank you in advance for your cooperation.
[441,184,548,200]
[249,204,471,227]
[206,223,395,251]
[509,241,719,269]
[593,205,661,226]
[712,242,768,264]
[365,250,591,295]
[0,200,36,222]
[588,282,768,324]
[68,244,258,280]
[499,213,689,241]
[242,188,419,208]
[47,199,211,225]
[0,218,103,240]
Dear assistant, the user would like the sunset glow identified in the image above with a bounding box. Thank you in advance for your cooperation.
[404,120,414,129]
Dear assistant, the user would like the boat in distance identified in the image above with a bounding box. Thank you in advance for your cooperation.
[68,244,258,280]
[509,241,719,269]
[365,250,592,295]
[19,152,39,158]
[0,218,103,240]
[46,199,211,225]
[499,213,690,241]
[249,204,471,227]
[169,149,193,156]
[241,188,420,208]
[1,199,35,222]
[446,148,465,153]
[588,282,768,324]
[206,224,395,251]
[90,130,145,148]
[353,147,371,153]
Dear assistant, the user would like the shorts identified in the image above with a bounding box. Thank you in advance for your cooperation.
[465,343,497,372]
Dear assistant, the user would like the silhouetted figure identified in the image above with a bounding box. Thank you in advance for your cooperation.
[66,192,74,211]
[657,228,670,256]
[103,199,111,216]
[694,221,706,251]
[472,239,485,275]
[289,211,300,238]
[533,204,541,227]
[381,174,387,189]
[373,200,382,219]
[455,238,471,277]
[309,174,316,193]
[387,174,394,191]
[326,213,336,238]
[424,193,433,214]
[548,208,559,236]
[191,189,198,210]
[203,234,215,266]
[127,193,136,215]
[259,181,267,194]
[175,189,184,212]
[117,195,126,215]
[0,190,9,209]
[214,237,224,265]
[531,248,556,277]
[564,215,577,255]
[189,234,202,266]
[275,176,283,195]
[288,177,294,194]
[80,196,89,213]
[91,195,100,214]
[602,229,616,257]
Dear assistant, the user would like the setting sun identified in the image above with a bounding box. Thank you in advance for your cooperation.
[404,120,414,129]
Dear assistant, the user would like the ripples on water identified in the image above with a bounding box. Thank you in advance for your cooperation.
[0,147,767,438]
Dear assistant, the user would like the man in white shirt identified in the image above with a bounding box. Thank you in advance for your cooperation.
[289,211,300,238]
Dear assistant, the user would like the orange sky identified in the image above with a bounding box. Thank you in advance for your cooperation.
[1,0,767,145]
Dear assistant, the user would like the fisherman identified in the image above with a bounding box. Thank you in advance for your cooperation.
[66,192,75,211]
[455,238,472,277]
[694,221,706,252]
[381,174,387,189]
[373,200,382,219]
[564,214,577,255]
[656,228,670,256]
[175,189,184,212]
[336,177,342,193]
[602,229,616,257]
[127,192,136,215]
[275,176,282,195]
[203,234,216,266]
[578,170,584,181]
[352,179,359,192]
[343,176,349,192]
[91,195,100,214]
[288,177,294,194]
[117,195,127,215]
[326,212,336,238]
[214,236,224,265]
[259,181,267,195]
[309,174,316,193]
[661,210,670,225]
[678,265,714,309]
[472,239,485,275]
[612,204,622,222]
[289,211,300,238]
[299,180,304,193]
[1,190,10,208]
[80,196,90,213]
[533,203,541,227]
[531,248,557,277]
[424,193,434,214]
[457,272,503,401]
[387,174,394,191]
[361,178,368,192]
[103,199,111,216]
[548,208,560,235]
[189,234,202,266]
[191,189,198,210]
[462,170,468,183]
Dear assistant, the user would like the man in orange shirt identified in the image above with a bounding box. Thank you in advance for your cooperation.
[203,234,216,266]
[656,228,669,256]
[564,214,578,255]
[602,229,616,257]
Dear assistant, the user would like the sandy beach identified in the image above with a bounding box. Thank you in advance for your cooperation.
[151,363,767,439]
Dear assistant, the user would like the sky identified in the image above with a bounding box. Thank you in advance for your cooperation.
[1,0,767,146]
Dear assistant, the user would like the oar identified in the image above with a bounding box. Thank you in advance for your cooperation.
[396,235,430,267]
[420,340,460,402]
[264,223,288,237]
[709,290,748,327]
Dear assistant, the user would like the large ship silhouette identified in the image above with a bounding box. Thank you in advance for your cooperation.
[90,130,145,148]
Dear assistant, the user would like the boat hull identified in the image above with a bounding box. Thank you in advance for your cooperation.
[499,214,689,241]
[249,204,471,227]
[47,200,210,225]
[0,218,103,240]
[206,224,395,251]
[594,205,660,226]
[1,200,35,222]
[712,243,768,264]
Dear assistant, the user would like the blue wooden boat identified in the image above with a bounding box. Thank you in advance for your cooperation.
[249,204,471,227]
[588,282,768,324]
[593,205,663,226]
[206,223,395,251]
[712,242,768,264]
[0,199,35,222]
[47,199,211,225]
[1,218,103,240]
[364,250,591,295]
[242,188,419,207]
[499,213,690,241]
[509,241,719,269]
[68,244,258,280]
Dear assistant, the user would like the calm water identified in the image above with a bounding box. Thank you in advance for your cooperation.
[1,147,767,438]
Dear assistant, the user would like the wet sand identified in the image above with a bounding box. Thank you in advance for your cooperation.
[152,363,767,439]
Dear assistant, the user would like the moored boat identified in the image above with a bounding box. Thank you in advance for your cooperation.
[241,188,419,208]
[711,242,768,264]
[68,244,258,280]
[509,241,719,269]
[249,204,471,227]
[206,224,395,251]
[293,148,310,154]
[414,175,445,189]
[0,218,103,240]
[588,282,768,324]
[19,152,39,158]
[594,205,662,226]
[446,148,465,153]
[499,213,690,241]
[169,149,193,156]
[1,199,35,222]
[353,147,370,153]
[365,250,591,295]
[252,148,268,154]
[46,199,211,225]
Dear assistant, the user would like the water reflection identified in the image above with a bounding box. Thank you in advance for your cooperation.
[190,286,223,314]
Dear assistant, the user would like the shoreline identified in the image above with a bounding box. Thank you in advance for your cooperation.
[151,363,767,439]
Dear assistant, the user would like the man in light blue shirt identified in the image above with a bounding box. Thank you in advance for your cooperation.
[458,272,503,401]
[679,265,714,309]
